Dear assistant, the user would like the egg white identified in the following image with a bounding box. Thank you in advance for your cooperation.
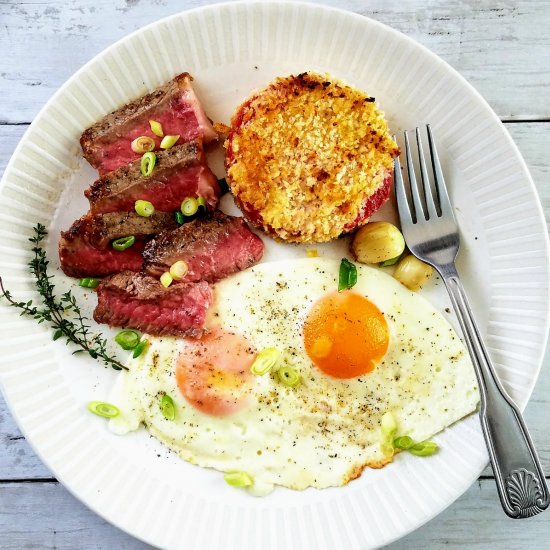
[109,258,479,494]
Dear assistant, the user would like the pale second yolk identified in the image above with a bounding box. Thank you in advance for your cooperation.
[303,291,389,378]
[176,328,256,416]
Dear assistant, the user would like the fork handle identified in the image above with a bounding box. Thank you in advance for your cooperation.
[441,268,549,518]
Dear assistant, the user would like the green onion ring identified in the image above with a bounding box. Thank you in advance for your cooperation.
[250,348,281,376]
[114,330,140,350]
[408,441,439,457]
[393,435,414,450]
[160,134,180,149]
[87,401,120,419]
[277,365,301,387]
[132,340,148,358]
[141,151,156,177]
[112,236,135,251]
[149,119,164,137]
[135,199,155,217]
[78,277,101,289]
[160,395,176,421]
[131,136,155,154]
[181,197,199,217]
[224,471,253,488]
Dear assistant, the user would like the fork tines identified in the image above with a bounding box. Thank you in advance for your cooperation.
[394,125,454,225]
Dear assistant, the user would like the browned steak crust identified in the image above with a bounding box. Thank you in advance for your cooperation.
[143,211,265,283]
[94,271,213,337]
[85,141,220,214]
[59,211,178,278]
[80,72,217,174]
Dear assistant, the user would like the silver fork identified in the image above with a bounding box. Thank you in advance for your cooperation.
[394,125,549,518]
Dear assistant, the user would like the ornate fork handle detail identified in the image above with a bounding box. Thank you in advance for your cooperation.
[506,469,547,518]
[442,269,550,519]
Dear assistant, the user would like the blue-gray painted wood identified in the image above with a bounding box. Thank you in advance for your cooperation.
[1,0,550,122]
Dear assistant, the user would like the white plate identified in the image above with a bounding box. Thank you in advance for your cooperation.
[0,2,548,549]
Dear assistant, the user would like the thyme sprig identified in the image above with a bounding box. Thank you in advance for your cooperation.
[0,224,127,371]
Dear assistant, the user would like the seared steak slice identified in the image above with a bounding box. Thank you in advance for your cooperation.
[143,211,264,283]
[81,73,218,174]
[94,271,212,337]
[85,141,220,214]
[59,211,177,278]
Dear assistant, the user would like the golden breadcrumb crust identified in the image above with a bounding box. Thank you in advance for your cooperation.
[225,72,399,243]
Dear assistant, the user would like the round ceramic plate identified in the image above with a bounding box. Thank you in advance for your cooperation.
[0,2,548,549]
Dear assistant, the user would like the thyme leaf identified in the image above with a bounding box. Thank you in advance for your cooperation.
[0,224,127,371]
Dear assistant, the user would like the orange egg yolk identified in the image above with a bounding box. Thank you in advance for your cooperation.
[303,290,389,378]
[176,328,256,416]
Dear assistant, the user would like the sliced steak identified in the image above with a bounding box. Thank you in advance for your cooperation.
[94,271,212,337]
[81,73,218,174]
[85,141,220,214]
[59,211,178,278]
[143,211,264,283]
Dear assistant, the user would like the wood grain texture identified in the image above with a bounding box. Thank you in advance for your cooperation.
[0,482,150,549]
[1,0,550,123]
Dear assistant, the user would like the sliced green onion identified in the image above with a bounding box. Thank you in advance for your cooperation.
[149,119,164,137]
[224,471,253,488]
[141,151,156,177]
[112,236,135,251]
[175,211,185,225]
[78,277,101,289]
[160,394,176,421]
[114,330,140,350]
[160,134,180,149]
[380,254,402,267]
[251,348,281,376]
[380,411,398,457]
[131,136,155,154]
[393,435,414,450]
[87,401,120,419]
[160,272,173,288]
[408,441,439,457]
[338,258,358,291]
[197,196,207,211]
[132,340,148,358]
[181,197,199,217]
[277,365,301,387]
[218,178,229,195]
[135,199,155,217]
[381,411,397,436]
[169,260,188,280]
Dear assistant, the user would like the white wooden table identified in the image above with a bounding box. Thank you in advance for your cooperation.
[1,0,549,547]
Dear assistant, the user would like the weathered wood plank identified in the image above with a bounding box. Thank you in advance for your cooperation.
[0,125,27,174]
[0,482,150,549]
[0,403,53,481]
[0,478,548,549]
[507,123,550,226]
[389,477,550,549]
[1,0,549,123]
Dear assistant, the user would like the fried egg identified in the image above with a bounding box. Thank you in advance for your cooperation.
[109,258,479,495]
